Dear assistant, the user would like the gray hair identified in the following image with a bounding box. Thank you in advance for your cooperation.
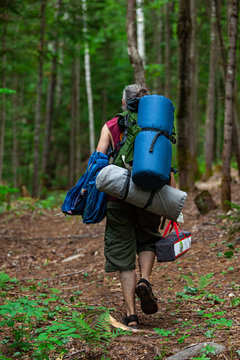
[122,84,149,110]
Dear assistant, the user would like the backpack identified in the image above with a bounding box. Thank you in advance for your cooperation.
[109,96,176,189]
[109,111,140,169]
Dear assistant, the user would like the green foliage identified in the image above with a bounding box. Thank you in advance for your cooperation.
[0,191,66,214]
[182,273,214,294]
[220,202,240,240]
[231,297,240,307]
[154,328,174,337]
[0,272,129,359]
[0,185,19,203]
[0,88,16,94]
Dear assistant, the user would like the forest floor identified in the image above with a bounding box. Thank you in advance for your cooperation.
[0,170,240,360]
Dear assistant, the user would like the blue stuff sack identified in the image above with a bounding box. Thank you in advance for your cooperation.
[61,151,108,223]
[132,95,175,190]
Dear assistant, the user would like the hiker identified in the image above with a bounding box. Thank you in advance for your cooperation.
[96,84,176,328]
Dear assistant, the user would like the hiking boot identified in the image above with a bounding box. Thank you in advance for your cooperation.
[135,278,158,315]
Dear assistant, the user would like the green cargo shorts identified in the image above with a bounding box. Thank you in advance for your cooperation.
[104,200,161,272]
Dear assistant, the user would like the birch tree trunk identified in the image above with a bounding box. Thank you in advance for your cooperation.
[136,0,145,66]
[127,0,146,87]
[204,0,217,178]
[177,0,192,191]
[82,0,95,154]
[0,15,7,183]
[221,0,238,210]
[32,0,46,197]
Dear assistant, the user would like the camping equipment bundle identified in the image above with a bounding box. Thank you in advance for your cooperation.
[95,164,187,222]
[61,151,108,223]
[155,221,191,262]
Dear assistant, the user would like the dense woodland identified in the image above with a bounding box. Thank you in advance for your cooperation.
[0,0,239,208]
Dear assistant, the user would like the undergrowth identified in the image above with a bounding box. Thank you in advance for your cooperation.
[0,186,66,214]
[0,272,128,360]
[220,201,240,241]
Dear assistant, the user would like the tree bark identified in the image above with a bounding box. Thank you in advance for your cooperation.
[215,0,240,178]
[221,0,238,210]
[189,0,200,178]
[176,0,192,191]
[164,2,174,99]
[32,0,46,198]
[136,0,145,67]
[153,9,163,93]
[42,0,61,190]
[12,77,18,189]
[204,0,217,178]
[75,47,81,180]
[127,0,146,87]
[0,15,7,183]
[69,62,76,188]
[42,42,58,189]
[82,0,95,154]
[55,41,64,109]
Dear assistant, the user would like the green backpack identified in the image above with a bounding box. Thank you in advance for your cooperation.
[110,110,141,169]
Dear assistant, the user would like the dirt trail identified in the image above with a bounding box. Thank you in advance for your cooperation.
[0,179,239,359]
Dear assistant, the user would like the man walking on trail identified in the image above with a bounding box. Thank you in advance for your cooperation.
[96,84,175,328]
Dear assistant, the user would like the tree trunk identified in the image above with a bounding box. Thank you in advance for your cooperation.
[42,0,61,190]
[127,0,146,87]
[136,0,145,66]
[221,0,238,210]
[215,0,240,178]
[0,15,7,183]
[82,0,95,154]
[153,9,163,93]
[32,0,46,198]
[164,2,174,99]
[55,41,64,109]
[189,0,200,178]
[42,42,58,189]
[204,0,217,178]
[74,49,81,180]
[176,0,192,191]
[69,63,76,188]
[12,77,18,189]
[232,109,240,178]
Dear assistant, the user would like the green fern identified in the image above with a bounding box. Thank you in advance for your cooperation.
[94,311,111,333]
[198,273,214,290]
[182,275,195,287]
[73,311,114,348]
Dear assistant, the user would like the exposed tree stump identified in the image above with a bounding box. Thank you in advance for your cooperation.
[194,190,217,214]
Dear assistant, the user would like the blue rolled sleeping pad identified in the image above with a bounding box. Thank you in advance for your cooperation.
[61,151,108,223]
[132,95,175,190]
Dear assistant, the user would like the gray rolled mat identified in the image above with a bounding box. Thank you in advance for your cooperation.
[96,165,187,221]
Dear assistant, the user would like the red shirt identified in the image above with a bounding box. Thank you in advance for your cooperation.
[106,116,122,201]
[106,116,122,148]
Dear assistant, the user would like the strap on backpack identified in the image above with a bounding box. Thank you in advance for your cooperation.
[141,128,176,153]
[108,112,137,163]
[120,169,131,200]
